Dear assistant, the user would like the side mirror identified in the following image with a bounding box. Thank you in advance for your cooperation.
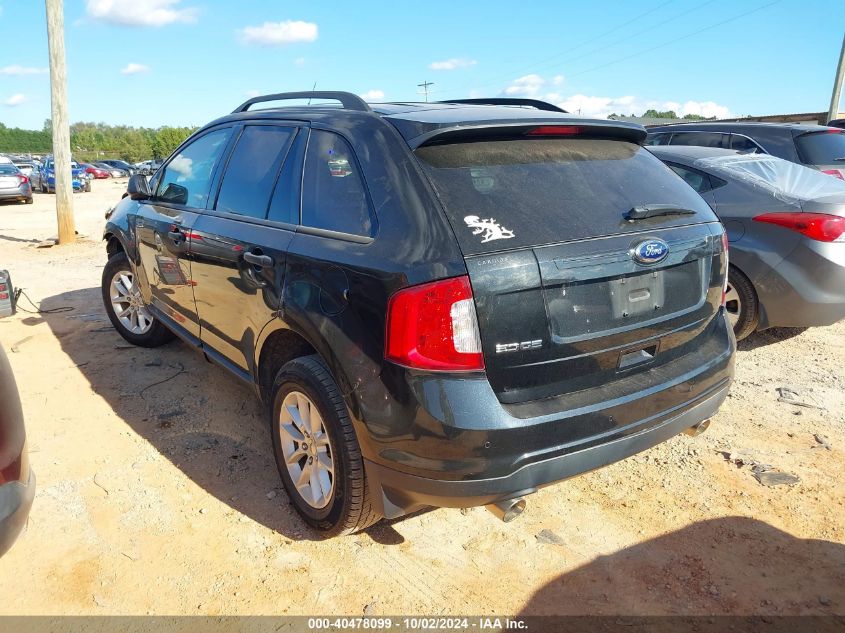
[127,174,151,200]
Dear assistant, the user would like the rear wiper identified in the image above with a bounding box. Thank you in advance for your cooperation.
[626,205,698,221]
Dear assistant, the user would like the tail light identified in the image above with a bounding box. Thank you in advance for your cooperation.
[821,169,844,180]
[17,175,29,185]
[527,126,582,136]
[753,212,845,243]
[720,230,729,306]
[385,275,484,371]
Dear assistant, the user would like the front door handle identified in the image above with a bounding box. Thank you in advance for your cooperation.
[167,229,183,241]
[243,251,274,268]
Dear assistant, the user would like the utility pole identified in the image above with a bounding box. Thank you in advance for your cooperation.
[828,34,845,125]
[45,0,75,244]
[417,81,434,103]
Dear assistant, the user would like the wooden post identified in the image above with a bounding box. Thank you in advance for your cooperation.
[828,34,845,125]
[45,0,75,244]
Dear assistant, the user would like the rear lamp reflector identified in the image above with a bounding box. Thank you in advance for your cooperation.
[753,212,845,243]
[527,126,582,136]
[821,169,844,180]
[385,275,484,371]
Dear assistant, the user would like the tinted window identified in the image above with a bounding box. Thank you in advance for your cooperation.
[668,164,711,193]
[301,130,375,237]
[415,139,715,255]
[670,132,729,149]
[268,131,306,225]
[215,126,295,219]
[0,165,18,175]
[730,134,762,153]
[156,128,231,207]
[795,130,845,165]
[645,132,671,146]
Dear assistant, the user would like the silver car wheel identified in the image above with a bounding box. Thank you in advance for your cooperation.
[724,283,741,327]
[110,270,153,335]
[278,390,335,509]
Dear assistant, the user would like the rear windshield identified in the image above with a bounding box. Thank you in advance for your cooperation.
[0,165,18,174]
[415,139,714,254]
[796,130,845,165]
[694,153,845,205]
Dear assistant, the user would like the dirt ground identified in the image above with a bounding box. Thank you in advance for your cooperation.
[0,179,843,616]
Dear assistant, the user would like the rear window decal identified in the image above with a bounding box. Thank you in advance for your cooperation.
[464,215,515,243]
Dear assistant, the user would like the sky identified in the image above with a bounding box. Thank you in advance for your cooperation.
[0,0,842,131]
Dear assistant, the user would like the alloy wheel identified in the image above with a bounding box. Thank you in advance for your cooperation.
[110,270,153,335]
[277,390,335,509]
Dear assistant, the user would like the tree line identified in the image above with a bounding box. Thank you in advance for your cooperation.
[0,120,197,163]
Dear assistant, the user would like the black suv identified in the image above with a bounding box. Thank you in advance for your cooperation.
[102,91,735,536]
[646,122,845,179]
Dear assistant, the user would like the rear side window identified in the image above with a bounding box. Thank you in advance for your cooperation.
[668,164,712,193]
[215,125,295,219]
[301,130,375,237]
[645,132,671,146]
[156,128,231,208]
[730,134,763,153]
[415,139,714,254]
[670,132,729,149]
[796,130,845,165]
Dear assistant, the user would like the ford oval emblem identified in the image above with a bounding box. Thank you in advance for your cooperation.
[632,239,669,265]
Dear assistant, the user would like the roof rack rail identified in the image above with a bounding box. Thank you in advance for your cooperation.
[232,91,372,114]
[436,98,567,113]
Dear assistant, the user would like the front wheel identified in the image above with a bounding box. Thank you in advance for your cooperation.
[101,251,175,347]
[270,355,381,537]
[725,266,759,341]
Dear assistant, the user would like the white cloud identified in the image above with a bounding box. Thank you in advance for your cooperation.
[86,0,197,27]
[4,94,26,107]
[238,20,318,46]
[502,74,546,98]
[359,89,384,101]
[120,63,150,75]
[245,89,261,98]
[294,57,306,66]
[498,74,733,119]
[429,58,477,71]
[0,65,47,76]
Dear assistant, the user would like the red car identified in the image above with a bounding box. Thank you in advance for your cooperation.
[0,345,35,557]
[81,163,110,179]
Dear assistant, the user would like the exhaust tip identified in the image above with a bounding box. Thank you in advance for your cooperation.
[684,418,711,437]
[486,497,526,523]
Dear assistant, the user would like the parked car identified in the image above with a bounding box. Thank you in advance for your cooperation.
[102,91,734,536]
[646,123,845,180]
[94,162,128,177]
[12,161,35,178]
[31,158,91,193]
[0,164,33,204]
[81,163,111,179]
[134,159,163,176]
[98,159,135,176]
[0,345,35,557]
[650,145,845,340]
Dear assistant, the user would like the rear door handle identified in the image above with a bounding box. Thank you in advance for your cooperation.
[244,252,274,267]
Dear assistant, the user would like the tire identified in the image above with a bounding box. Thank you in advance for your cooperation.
[40,182,47,194]
[101,251,175,348]
[84,180,91,192]
[24,197,33,204]
[270,355,381,537]
[725,266,759,341]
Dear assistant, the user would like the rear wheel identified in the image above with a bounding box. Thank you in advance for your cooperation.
[270,355,381,537]
[101,251,175,347]
[725,266,758,341]
[24,197,33,204]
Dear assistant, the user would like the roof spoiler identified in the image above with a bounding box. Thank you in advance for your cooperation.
[410,120,647,149]
[232,91,372,114]
[436,98,567,113]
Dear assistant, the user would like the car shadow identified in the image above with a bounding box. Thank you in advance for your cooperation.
[35,285,414,543]
[518,517,844,619]
[738,327,808,352]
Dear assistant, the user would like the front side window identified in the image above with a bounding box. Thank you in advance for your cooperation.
[215,125,295,219]
[301,130,375,237]
[156,128,231,207]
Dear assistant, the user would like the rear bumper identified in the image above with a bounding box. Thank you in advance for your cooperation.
[0,471,35,557]
[365,311,735,518]
[0,187,31,200]
[756,240,845,329]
